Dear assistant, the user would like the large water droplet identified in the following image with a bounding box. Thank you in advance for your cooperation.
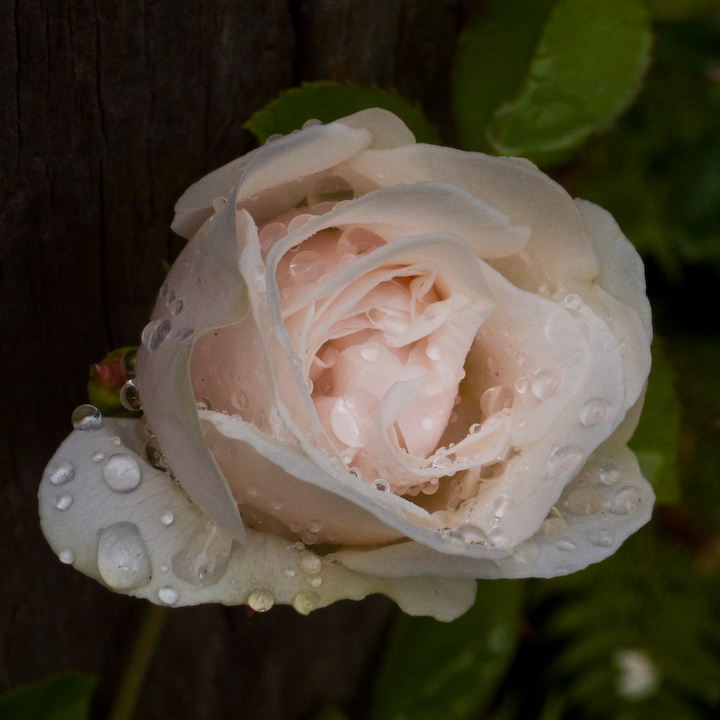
[160,511,174,525]
[566,487,602,515]
[47,461,75,485]
[531,370,562,400]
[169,297,183,316]
[172,522,232,587]
[300,554,322,575]
[142,318,171,352]
[580,398,610,427]
[158,586,179,605]
[97,523,151,590]
[290,250,324,284]
[598,464,620,485]
[247,589,274,612]
[72,404,102,431]
[103,454,141,492]
[492,494,513,518]
[55,494,73,510]
[610,486,643,515]
[293,591,318,615]
[480,386,514,416]
[547,446,583,480]
[458,523,492,547]
[59,549,75,564]
[120,380,141,411]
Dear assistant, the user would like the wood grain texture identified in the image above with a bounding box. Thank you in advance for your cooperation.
[0,1,475,717]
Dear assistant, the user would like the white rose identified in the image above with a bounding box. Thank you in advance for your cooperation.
[39,109,653,621]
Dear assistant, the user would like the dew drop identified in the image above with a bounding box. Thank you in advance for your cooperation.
[97,522,151,590]
[426,342,444,361]
[247,589,274,612]
[547,446,583,480]
[307,519,323,533]
[420,417,434,431]
[47,461,75,485]
[55,494,73,510]
[247,484,261,498]
[301,531,319,545]
[293,591,318,615]
[373,478,389,492]
[103,453,141,493]
[284,568,296,578]
[290,250,324,284]
[610,486,643,515]
[270,498,283,511]
[160,511,174,525]
[590,530,614,548]
[531,370,562,400]
[515,376,530,394]
[175,328,194,340]
[142,318,171,352]
[562,293,582,310]
[432,456,452,470]
[598,464,621,485]
[361,344,381,362]
[458,524,491,546]
[492,494,512,518]
[580,398,610,427]
[158,586,179,605]
[110,436,122,446]
[92,451,105,463]
[300,555,322,575]
[59,549,75,564]
[120,380,141,411]
[170,298,183,316]
[556,537,576,552]
[469,422,482,434]
[480,386,514,416]
[72,404,102,431]
[566,487,602,515]
[308,576,323,588]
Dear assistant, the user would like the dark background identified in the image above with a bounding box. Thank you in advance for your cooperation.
[0,1,478,717]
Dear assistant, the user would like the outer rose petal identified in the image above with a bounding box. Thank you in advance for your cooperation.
[38,417,476,621]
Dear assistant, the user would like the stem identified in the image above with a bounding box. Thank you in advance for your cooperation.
[108,603,169,720]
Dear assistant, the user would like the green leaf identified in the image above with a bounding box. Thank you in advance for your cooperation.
[528,524,720,720]
[628,341,681,504]
[645,0,720,22]
[574,15,720,277]
[245,82,441,146]
[0,672,97,720]
[369,580,523,720]
[453,0,652,166]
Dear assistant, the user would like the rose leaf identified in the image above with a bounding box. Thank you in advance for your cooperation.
[452,0,652,166]
[245,81,441,146]
[0,672,97,720]
[368,579,523,720]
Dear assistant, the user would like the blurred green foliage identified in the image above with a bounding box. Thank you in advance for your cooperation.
[0,672,96,720]
[452,0,652,165]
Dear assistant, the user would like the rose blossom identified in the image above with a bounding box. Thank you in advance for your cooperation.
[39,109,653,621]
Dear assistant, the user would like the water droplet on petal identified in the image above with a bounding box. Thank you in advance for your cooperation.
[120,380,142,411]
[97,522,151,590]
[308,576,323,588]
[290,250,324,283]
[556,537,576,551]
[293,591,318,615]
[373,478,389,492]
[170,298,183,316]
[432,456,452,471]
[562,293,582,310]
[580,398,610,427]
[480,386,514,416]
[160,511,174,525]
[103,453,141,493]
[469,423,482,434]
[566,487,602,515]
[142,318,171,352]
[300,555,322,575]
[598,464,620,485]
[55,494,73,510]
[515,376,529,394]
[158,586,179,605]
[492,494,513,517]
[426,342,444,361]
[531,370,562,400]
[110,436,122,445]
[547,446,583,480]
[247,589,274,612]
[59,549,75,564]
[458,524,491,546]
[92,451,105,463]
[361,344,381,362]
[121,349,137,376]
[47,461,75,485]
[72,404,102,430]
[610,487,643,515]
[590,530,614,548]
